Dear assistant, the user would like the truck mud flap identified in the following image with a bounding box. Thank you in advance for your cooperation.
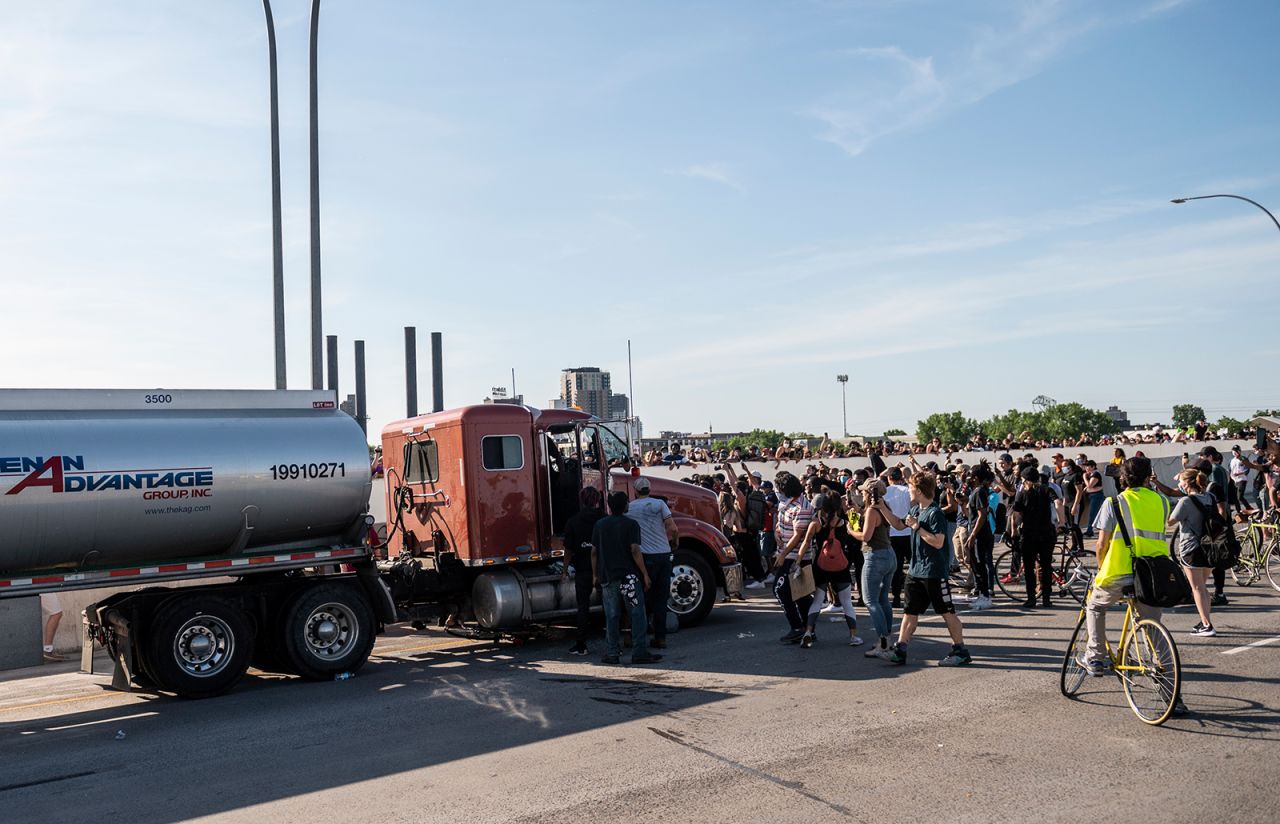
[356,565,398,626]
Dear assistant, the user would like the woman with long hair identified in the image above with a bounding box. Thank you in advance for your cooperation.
[849,479,895,657]
[797,492,862,648]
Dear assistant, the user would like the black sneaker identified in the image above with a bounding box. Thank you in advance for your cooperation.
[600,655,621,665]
[939,646,972,667]
[1189,623,1217,637]
[800,632,815,649]
[631,653,664,665]
[1021,599,1037,609]
[779,629,804,644]
[886,643,907,665]
[569,643,588,656]
[1210,593,1229,607]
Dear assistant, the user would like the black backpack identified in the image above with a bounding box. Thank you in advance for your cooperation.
[1186,494,1236,567]
[745,490,768,532]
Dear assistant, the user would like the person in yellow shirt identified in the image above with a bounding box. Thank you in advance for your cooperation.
[1082,456,1189,715]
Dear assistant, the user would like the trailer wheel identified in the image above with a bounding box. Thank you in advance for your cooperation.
[280,584,376,680]
[145,596,254,699]
[670,550,715,628]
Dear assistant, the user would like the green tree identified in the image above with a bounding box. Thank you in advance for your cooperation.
[884,428,907,437]
[1040,402,1119,441]
[916,411,979,444]
[727,429,785,450]
[1254,409,1280,418]
[982,408,1044,440]
[786,431,815,440]
[1172,404,1207,429]
[1214,417,1247,436]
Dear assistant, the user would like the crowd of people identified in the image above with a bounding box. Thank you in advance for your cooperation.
[640,422,1265,471]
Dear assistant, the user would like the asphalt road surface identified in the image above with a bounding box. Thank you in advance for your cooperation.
[3,584,1277,824]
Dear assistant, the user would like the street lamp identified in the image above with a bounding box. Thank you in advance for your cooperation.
[836,374,849,437]
[1170,194,1280,234]
[261,0,286,389]
[309,0,325,390]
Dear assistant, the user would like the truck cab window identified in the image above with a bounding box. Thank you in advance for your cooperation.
[481,435,524,471]
[404,440,439,484]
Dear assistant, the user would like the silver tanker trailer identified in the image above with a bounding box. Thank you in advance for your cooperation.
[0,389,395,697]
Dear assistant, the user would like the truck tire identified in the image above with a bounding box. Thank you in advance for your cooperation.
[145,596,254,699]
[280,583,376,680]
[670,550,715,628]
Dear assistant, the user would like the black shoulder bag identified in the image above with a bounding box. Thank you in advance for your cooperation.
[1111,495,1189,608]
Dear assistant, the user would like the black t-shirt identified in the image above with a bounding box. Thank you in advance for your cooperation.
[1056,468,1079,507]
[967,485,992,535]
[591,515,642,583]
[1013,484,1058,540]
[564,506,604,563]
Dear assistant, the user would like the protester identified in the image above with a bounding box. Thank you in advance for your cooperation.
[562,487,605,656]
[625,476,678,649]
[1012,466,1062,609]
[876,472,973,666]
[962,462,996,610]
[592,491,662,665]
[798,493,862,648]
[1167,469,1217,637]
[883,467,912,609]
[770,473,814,643]
[1082,460,1105,537]
[849,479,894,657]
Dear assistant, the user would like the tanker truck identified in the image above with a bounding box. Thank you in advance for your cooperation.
[0,389,741,698]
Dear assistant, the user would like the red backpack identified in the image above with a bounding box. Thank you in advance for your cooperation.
[816,524,847,572]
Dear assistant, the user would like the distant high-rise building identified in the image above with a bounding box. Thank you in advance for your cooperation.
[609,393,629,420]
[559,367,612,419]
[1105,405,1132,430]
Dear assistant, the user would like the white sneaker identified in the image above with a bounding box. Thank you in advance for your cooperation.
[848,635,864,647]
[762,574,776,586]
[744,580,766,590]
[820,602,840,614]
[971,596,992,610]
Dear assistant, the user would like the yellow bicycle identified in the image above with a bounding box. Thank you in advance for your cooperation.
[1060,583,1182,725]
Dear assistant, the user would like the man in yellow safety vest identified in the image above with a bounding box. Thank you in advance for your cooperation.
[1083,457,1187,717]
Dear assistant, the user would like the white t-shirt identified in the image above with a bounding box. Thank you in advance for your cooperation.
[1230,457,1250,484]
[884,483,911,537]
[626,496,673,555]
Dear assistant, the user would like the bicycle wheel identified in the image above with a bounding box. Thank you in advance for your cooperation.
[1060,613,1090,697]
[1059,557,1093,605]
[1231,532,1258,586]
[1264,542,1280,593]
[1119,619,1181,726]
[994,549,1021,601]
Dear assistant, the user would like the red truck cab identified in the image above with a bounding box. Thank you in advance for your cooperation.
[379,404,742,629]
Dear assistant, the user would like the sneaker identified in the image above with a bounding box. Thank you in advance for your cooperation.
[1086,659,1107,677]
[1021,599,1037,609]
[820,602,841,614]
[762,574,777,586]
[1189,623,1217,637]
[744,580,766,590]
[42,651,66,663]
[800,632,815,649]
[970,595,992,611]
[1210,593,1229,607]
[779,629,804,644]
[600,655,621,665]
[569,643,589,656]
[848,634,864,647]
[631,653,664,665]
[939,647,972,667]
[886,643,907,665]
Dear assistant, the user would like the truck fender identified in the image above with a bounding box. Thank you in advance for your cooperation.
[356,562,398,625]
[671,516,736,567]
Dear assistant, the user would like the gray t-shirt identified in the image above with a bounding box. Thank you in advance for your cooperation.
[1169,492,1216,557]
[626,495,673,555]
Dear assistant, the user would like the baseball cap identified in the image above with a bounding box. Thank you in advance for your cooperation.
[751,471,763,479]
[1020,466,1039,482]
[999,453,1013,463]
[634,476,651,491]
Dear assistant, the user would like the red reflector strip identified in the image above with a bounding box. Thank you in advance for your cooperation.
[290,553,314,561]
[109,569,140,578]
[32,575,65,585]
[206,560,233,569]
[248,556,276,565]
[158,564,187,573]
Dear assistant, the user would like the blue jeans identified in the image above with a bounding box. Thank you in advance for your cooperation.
[642,553,672,642]
[861,548,896,640]
[602,578,650,657]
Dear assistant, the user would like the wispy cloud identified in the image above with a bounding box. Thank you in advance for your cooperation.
[668,162,745,193]
[808,0,1192,156]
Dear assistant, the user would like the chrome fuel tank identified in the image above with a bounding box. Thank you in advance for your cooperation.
[0,389,372,574]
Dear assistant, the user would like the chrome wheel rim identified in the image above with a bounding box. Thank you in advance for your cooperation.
[668,564,703,614]
[303,602,358,660]
[173,615,234,678]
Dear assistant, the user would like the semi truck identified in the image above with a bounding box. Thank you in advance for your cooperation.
[0,389,741,698]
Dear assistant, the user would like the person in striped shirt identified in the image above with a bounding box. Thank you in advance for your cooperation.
[770,472,815,643]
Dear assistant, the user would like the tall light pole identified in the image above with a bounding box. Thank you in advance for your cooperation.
[308,0,325,389]
[836,374,849,437]
[262,0,286,389]
[1171,194,1280,234]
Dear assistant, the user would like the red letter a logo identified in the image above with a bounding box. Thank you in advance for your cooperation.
[5,457,65,495]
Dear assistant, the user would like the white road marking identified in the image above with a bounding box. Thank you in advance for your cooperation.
[1222,635,1280,655]
[44,711,158,731]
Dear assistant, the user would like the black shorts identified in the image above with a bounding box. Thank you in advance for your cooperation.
[903,576,956,616]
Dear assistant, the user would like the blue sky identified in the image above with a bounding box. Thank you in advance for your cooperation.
[2,0,1277,438]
